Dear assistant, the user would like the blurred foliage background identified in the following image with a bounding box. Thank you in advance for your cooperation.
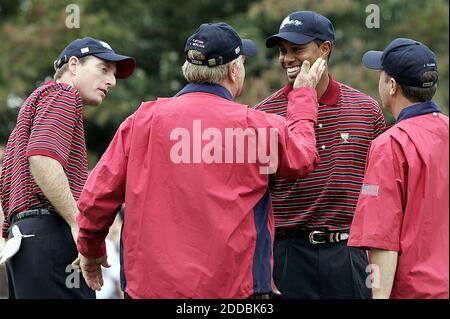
[0,0,448,167]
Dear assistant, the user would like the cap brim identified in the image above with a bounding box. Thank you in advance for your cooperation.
[94,52,136,79]
[265,32,315,48]
[241,39,258,57]
[362,51,383,70]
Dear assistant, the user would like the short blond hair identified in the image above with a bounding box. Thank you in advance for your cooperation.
[53,55,92,80]
[182,50,242,84]
[53,63,69,80]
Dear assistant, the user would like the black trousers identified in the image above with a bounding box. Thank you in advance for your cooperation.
[6,214,95,299]
[272,235,372,299]
[124,291,132,299]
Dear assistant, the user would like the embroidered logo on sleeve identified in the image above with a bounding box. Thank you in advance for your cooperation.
[361,184,379,196]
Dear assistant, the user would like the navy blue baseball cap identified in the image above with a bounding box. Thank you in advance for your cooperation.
[266,11,335,48]
[362,38,438,88]
[184,22,258,67]
[55,37,136,79]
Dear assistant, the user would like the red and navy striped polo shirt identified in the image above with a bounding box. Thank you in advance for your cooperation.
[254,75,386,232]
[1,80,87,238]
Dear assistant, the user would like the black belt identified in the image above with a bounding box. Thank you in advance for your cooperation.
[9,208,53,225]
[276,228,349,244]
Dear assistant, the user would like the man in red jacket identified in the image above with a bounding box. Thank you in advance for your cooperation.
[74,22,326,298]
[348,38,449,299]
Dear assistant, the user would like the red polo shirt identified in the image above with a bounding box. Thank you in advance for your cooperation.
[1,80,87,238]
[254,75,386,231]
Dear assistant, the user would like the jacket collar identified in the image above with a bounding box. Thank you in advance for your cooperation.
[396,100,441,123]
[175,83,233,101]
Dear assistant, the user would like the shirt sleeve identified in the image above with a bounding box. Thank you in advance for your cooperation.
[76,115,134,258]
[1,204,6,239]
[348,135,407,252]
[262,87,319,177]
[372,101,387,139]
[26,88,82,168]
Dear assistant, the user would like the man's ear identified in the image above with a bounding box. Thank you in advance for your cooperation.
[229,61,238,82]
[320,41,332,59]
[389,77,398,96]
[68,56,80,75]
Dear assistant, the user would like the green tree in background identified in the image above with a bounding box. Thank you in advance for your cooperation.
[242,0,449,124]
[1,0,448,166]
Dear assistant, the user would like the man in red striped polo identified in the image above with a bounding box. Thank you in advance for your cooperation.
[254,11,386,298]
[0,37,135,298]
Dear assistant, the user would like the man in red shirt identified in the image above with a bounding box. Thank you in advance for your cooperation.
[0,37,135,298]
[74,22,326,298]
[348,38,449,299]
[254,11,386,298]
